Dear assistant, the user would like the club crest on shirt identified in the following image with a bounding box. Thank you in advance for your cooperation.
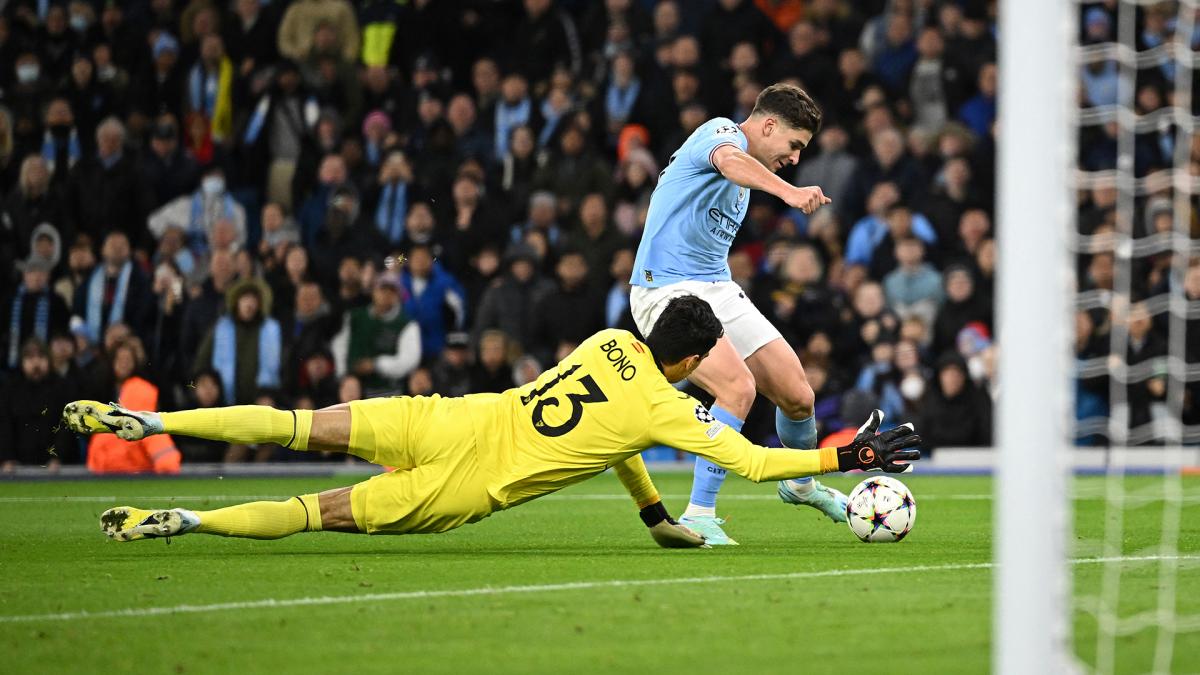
[715,125,739,135]
[694,405,715,424]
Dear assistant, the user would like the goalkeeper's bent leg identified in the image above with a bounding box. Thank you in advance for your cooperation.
[159,406,314,450]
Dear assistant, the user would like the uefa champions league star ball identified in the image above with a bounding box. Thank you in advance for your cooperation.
[846,476,916,543]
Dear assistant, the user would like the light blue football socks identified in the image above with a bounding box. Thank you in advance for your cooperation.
[776,409,818,494]
[683,404,744,517]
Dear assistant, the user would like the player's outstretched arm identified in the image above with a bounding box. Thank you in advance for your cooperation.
[612,454,707,548]
[711,145,831,214]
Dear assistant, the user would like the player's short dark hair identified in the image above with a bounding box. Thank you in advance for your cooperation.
[645,295,724,365]
[751,83,822,134]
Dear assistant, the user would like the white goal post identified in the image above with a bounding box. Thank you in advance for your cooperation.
[994,0,1075,672]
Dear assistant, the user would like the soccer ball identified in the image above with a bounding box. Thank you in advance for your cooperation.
[846,476,916,543]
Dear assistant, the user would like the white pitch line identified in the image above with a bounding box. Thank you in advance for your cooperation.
[0,554,1195,625]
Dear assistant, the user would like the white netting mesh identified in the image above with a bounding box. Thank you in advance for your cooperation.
[1071,1,1200,672]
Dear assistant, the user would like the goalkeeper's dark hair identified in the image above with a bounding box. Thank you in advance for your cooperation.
[645,295,724,365]
[751,83,822,134]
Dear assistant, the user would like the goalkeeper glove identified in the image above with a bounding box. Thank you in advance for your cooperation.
[836,409,922,473]
[639,501,708,548]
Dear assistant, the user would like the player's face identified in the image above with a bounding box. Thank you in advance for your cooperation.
[759,119,813,173]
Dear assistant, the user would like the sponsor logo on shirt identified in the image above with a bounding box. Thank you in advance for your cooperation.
[644,270,654,283]
[706,208,741,243]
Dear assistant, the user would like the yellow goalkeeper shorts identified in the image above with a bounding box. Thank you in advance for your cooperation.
[347,395,497,535]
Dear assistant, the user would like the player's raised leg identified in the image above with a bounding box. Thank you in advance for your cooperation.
[673,334,757,545]
[745,338,847,523]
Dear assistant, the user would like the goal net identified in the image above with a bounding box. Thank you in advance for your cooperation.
[999,0,1200,672]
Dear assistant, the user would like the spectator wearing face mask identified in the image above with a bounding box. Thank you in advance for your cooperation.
[148,166,246,258]
[9,52,52,152]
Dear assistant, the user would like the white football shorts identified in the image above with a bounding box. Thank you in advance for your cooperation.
[629,280,783,360]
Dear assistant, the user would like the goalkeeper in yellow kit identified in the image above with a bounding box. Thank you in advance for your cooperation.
[64,296,921,547]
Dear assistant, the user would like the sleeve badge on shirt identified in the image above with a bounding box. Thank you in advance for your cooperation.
[715,125,739,135]
[694,405,715,424]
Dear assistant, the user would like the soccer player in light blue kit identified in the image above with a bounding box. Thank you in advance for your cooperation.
[629,83,843,544]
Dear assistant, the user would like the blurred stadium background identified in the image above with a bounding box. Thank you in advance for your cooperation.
[0,0,1017,473]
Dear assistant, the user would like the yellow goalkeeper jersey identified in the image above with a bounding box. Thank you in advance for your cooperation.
[463,328,838,509]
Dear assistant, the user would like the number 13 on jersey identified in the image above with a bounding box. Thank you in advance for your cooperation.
[520,363,609,438]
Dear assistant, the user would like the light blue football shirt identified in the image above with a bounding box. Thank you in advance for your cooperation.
[631,117,750,288]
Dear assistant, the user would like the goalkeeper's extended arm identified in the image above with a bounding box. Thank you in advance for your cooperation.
[688,409,922,481]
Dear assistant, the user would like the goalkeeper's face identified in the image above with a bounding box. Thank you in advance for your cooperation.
[662,351,710,383]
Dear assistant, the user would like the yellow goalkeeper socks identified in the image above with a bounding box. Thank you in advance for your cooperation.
[194,494,323,539]
[159,406,312,450]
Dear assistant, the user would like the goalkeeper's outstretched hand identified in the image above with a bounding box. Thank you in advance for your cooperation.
[639,501,709,548]
[648,521,708,548]
[836,409,922,473]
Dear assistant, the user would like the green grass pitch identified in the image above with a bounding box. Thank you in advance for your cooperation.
[3,472,1200,674]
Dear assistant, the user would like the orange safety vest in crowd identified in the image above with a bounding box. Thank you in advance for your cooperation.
[87,376,181,474]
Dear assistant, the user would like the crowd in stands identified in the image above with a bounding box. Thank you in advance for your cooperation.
[0,0,1189,471]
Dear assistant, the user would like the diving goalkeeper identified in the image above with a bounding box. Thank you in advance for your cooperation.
[64,295,921,547]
